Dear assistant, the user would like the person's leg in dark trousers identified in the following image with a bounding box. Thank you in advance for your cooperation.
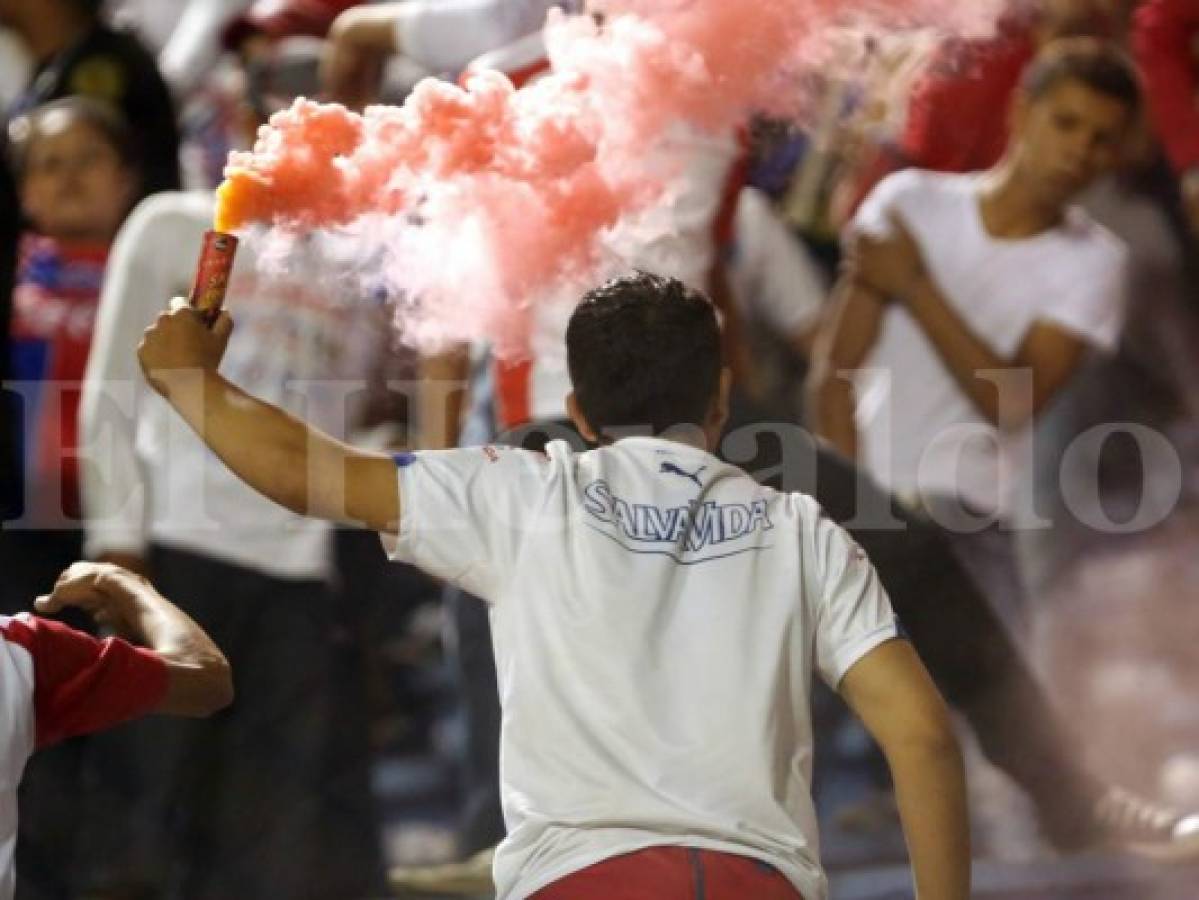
[813,452,1101,843]
[322,529,395,896]
[173,554,355,900]
[77,545,234,897]
[720,398,1100,845]
[447,584,507,856]
[0,528,87,900]
[79,545,371,899]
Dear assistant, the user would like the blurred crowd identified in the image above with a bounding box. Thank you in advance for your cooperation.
[3,0,1199,898]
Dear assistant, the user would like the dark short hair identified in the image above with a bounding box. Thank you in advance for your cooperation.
[566,272,722,437]
[8,97,138,178]
[1021,37,1141,113]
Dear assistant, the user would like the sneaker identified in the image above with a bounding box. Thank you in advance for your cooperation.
[389,846,495,896]
[1089,786,1199,862]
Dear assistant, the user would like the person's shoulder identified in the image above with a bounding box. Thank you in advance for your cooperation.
[1060,206,1130,269]
[543,438,600,479]
[783,488,824,516]
[0,612,36,652]
[119,191,215,242]
[905,168,978,193]
[0,613,81,663]
[414,442,563,477]
[869,167,967,212]
[762,488,827,536]
[784,490,877,556]
[543,438,579,463]
[0,616,36,713]
[735,186,776,228]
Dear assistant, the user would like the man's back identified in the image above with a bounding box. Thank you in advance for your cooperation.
[389,437,899,899]
[135,268,971,899]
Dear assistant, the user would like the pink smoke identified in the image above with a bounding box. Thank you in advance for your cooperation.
[217,0,1005,357]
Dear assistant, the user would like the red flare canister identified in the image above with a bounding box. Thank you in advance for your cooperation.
[189,230,238,326]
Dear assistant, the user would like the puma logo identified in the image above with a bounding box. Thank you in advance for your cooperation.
[660,461,707,489]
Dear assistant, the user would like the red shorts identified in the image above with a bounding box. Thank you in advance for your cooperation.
[530,846,805,899]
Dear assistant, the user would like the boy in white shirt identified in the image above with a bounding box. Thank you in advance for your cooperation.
[137,272,970,900]
[810,37,1138,632]
[811,37,1135,522]
[810,36,1199,861]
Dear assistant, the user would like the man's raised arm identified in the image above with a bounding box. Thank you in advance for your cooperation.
[137,303,400,534]
[849,220,1092,430]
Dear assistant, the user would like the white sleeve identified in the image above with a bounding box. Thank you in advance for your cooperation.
[850,168,926,241]
[157,0,251,96]
[393,0,557,73]
[1036,233,1129,353]
[80,193,209,559]
[614,124,738,290]
[732,189,827,337]
[799,497,900,689]
[388,445,558,598]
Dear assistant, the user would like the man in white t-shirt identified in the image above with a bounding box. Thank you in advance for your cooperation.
[811,37,1133,525]
[810,36,1136,626]
[808,37,1199,858]
[136,273,972,900]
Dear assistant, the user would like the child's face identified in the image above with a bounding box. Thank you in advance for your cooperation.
[20,113,136,243]
[1009,77,1130,207]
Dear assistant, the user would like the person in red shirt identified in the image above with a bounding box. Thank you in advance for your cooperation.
[0,561,232,898]
[1133,0,1199,235]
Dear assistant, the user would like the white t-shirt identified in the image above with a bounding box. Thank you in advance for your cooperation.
[0,28,30,110]
[108,0,250,95]
[393,0,575,74]
[388,437,899,900]
[729,187,826,338]
[851,169,1128,517]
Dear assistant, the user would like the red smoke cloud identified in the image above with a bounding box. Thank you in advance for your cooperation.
[216,0,1002,356]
